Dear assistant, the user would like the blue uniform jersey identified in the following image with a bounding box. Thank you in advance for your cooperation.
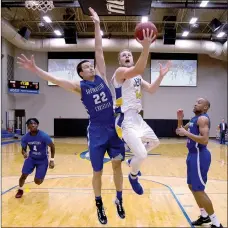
[186,113,211,191]
[187,113,210,151]
[80,75,125,172]
[21,130,52,160]
[80,75,115,125]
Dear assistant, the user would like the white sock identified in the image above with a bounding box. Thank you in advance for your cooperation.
[200,208,208,218]
[209,213,220,227]
[130,173,138,179]
[19,187,23,190]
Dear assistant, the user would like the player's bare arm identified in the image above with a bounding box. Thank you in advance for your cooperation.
[177,109,190,129]
[48,142,55,169]
[183,122,190,130]
[175,109,190,136]
[21,146,28,159]
[89,7,108,85]
[141,61,171,94]
[17,54,81,93]
[115,29,155,83]
[176,116,209,145]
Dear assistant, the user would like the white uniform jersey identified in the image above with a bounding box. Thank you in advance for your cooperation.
[111,74,143,113]
[112,74,159,158]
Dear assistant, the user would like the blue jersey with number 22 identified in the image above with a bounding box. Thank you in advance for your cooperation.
[80,75,115,125]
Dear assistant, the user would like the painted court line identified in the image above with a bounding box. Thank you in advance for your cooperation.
[2,175,194,228]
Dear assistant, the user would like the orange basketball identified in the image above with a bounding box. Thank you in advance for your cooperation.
[134,21,158,41]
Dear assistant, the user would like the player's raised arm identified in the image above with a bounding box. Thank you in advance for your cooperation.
[89,7,107,84]
[177,109,184,128]
[17,54,81,93]
[176,116,209,145]
[175,109,190,136]
[141,61,171,94]
[115,29,155,80]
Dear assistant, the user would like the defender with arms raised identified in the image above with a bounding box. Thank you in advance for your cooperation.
[17,7,125,225]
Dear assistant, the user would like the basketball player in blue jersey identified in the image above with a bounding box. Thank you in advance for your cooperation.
[111,38,171,195]
[15,118,55,198]
[176,98,223,228]
[17,7,125,225]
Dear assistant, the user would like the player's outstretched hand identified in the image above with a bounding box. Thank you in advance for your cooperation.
[159,60,172,77]
[136,28,156,48]
[17,54,37,72]
[89,7,100,24]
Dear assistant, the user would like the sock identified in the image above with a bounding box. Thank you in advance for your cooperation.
[95,196,102,201]
[116,191,122,201]
[209,213,220,227]
[200,208,208,218]
[130,173,138,180]
[19,187,23,190]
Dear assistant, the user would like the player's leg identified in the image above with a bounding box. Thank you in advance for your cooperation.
[123,127,146,195]
[15,157,35,198]
[34,159,49,185]
[126,116,160,175]
[115,112,145,194]
[88,125,108,225]
[107,128,125,218]
[190,150,223,227]
[186,153,210,224]
[140,117,160,152]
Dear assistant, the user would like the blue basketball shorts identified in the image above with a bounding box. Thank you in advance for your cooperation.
[187,148,211,191]
[87,124,125,172]
[22,157,49,179]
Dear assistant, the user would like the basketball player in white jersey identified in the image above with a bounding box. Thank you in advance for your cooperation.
[111,29,171,194]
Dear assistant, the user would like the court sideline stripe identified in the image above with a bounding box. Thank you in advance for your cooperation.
[141,178,194,228]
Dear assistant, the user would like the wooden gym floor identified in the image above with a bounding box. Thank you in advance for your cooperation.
[1,138,227,227]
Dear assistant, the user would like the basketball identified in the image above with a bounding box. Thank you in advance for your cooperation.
[134,21,158,41]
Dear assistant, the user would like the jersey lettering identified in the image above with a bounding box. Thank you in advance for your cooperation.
[93,92,108,105]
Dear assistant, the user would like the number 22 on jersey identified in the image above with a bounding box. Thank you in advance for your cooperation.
[93,92,108,105]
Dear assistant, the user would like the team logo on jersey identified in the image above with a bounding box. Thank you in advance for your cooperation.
[79,146,160,164]
[133,77,142,99]
[133,77,141,87]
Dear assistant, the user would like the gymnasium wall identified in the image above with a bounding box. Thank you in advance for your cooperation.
[143,54,227,133]
[1,38,16,129]
[3,38,226,137]
[13,48,88,136]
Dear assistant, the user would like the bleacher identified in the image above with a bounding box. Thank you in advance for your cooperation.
[1,129,15,140]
